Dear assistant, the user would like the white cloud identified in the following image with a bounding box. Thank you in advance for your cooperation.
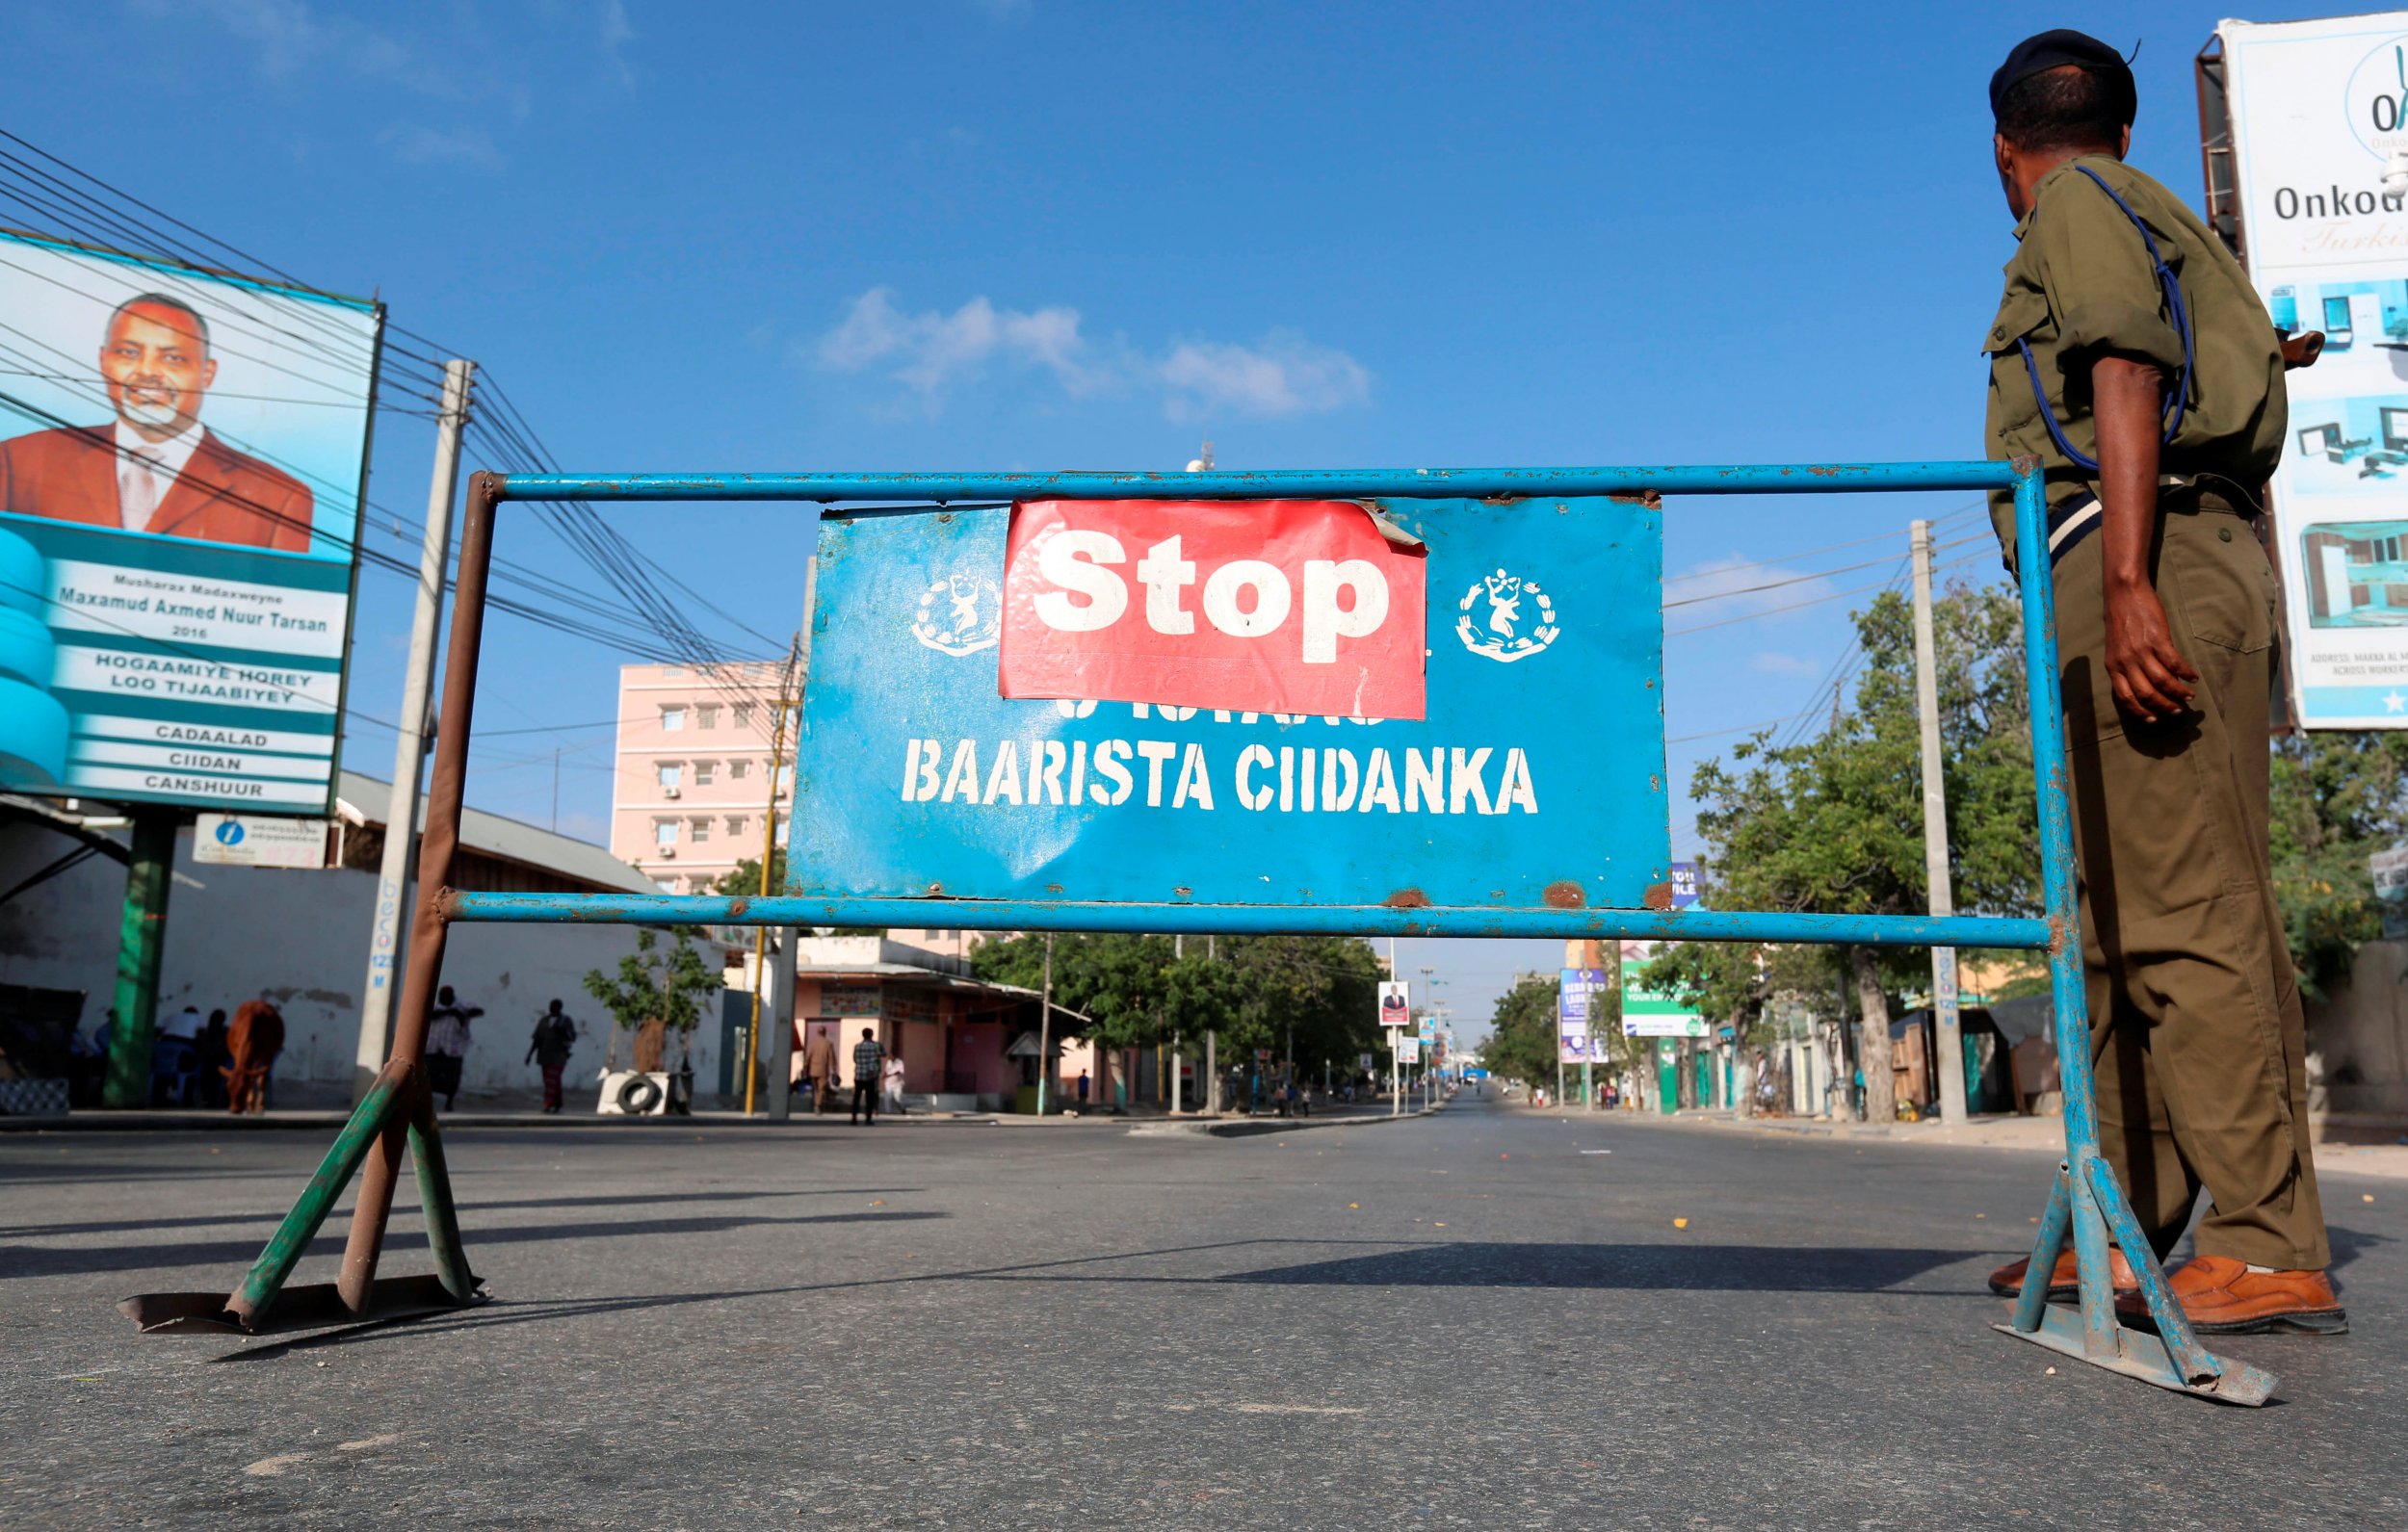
[599,0,637,85]
[814,289,1101,404]
[811,289,1370,421]
[1662,557,1844,624]
[378,124,505,172]
[1159,331,1371,421]
[1750,649,1824,677]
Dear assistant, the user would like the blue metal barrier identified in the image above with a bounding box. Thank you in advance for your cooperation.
[362,459,2278,1400]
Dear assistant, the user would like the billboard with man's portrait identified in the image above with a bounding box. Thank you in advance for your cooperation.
[0,227,380,812]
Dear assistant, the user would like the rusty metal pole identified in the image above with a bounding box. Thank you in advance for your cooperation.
[337,471,500,1313]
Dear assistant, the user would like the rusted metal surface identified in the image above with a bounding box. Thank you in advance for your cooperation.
[493,463,2024,503]
[440,890,2055,948]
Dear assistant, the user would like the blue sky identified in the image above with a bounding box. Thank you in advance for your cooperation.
[1,0,2314,1036]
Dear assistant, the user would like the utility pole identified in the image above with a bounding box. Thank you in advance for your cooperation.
[353,358,474,1103]
[1037,932,1056,1115]
[744,639,802,1115]
[1171,933,1184,1115]
[1912,519,1968,1126]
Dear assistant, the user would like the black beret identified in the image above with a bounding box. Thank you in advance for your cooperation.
[1990,29,2136,122]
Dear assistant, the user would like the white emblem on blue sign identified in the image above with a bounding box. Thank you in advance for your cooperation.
[912,572,1003,657]
[1454,568,1558,663]
[215,820,246,845]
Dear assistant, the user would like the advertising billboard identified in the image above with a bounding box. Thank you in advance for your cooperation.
[1620,956,1706,1038]
[2217,14,2408,726]
[1558,965,1609,1063]
[0,227,380,811]
[1377,980,1412,1030]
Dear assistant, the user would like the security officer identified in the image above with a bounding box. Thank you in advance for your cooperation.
[1977,31,2341,1334]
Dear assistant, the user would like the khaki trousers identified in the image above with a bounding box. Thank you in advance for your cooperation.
[2052,492,2327,1271]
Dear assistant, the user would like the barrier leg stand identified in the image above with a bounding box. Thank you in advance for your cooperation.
[1993,454,2276,1405]
[408,1088,477,1304]
[2008,1167,2072,1336]
[118,476,502,1337]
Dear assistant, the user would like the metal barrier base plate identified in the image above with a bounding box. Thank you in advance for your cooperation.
[118,1274,484,1335]
[1993,1309,2276,1406]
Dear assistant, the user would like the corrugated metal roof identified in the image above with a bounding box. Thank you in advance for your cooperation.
[335,770,658,896]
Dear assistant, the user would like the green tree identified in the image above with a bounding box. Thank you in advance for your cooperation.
[2270,730,2408,997]
[1684,581,2037,1121]
[581,928,720,1071]
[1480,976,1557,1093]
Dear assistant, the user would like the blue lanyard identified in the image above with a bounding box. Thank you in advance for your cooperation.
[2014,166,2194,474]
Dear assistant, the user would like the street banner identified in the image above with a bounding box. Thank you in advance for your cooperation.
[1620,956,1706,1038]
[795,496,1670,909]
[1397,1034,1422,1064]
[1378,980,1411,1029]
[0,228,380,812]
[1558,965,1609,1062]
[1669,861,1700,907]
[2216,14,2408,727]
[1001,499,1426,721]
[192,813,331,869]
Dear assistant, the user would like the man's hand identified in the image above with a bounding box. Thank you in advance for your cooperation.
[2092,353,2194,724]
[2103,576,2197,722]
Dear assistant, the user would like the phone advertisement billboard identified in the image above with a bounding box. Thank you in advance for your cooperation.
[0,227,380,811]
[2218,14,2408,726]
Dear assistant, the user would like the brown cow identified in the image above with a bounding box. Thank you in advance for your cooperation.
[222,1000,284,1115]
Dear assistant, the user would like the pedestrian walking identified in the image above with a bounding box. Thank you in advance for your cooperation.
[800,1026,840,1114]
[1976,32,2337,1334]
[427,985,483,1113]
[1075,1068,1090,1106]
[222,999,283,1116]
[881,1050,907,1117]
[850,1027,884,1126]
[526,1000,577,1114]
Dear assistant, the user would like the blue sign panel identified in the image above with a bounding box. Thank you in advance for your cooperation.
[791,497,1668,910]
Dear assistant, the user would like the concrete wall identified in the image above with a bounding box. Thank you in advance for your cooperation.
[2307,939,2408,1117]
[0,820,680,1107]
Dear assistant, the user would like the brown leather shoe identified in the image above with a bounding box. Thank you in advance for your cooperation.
[2114,1255,2347,1336]
[1987,1247,2140,1300]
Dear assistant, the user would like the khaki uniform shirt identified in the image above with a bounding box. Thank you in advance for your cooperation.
[1981,155,2286,557]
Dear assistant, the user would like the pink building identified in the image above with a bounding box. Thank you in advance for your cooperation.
[610,662,793,895]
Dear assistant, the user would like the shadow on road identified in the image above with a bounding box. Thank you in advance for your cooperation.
[1214,1241,1969,1292]
[0,1208,948,1280]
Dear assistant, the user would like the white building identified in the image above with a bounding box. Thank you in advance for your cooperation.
[0,772,726,1107]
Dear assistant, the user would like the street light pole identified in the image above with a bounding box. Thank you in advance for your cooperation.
[1037,932,1056,1117]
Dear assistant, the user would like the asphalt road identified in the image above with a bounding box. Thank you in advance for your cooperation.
[3,1096,2401,1529]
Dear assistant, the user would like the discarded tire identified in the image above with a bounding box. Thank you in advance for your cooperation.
[616,1075,665,1115]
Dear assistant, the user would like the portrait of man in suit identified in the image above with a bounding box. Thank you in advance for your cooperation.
[0,292,313,552]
